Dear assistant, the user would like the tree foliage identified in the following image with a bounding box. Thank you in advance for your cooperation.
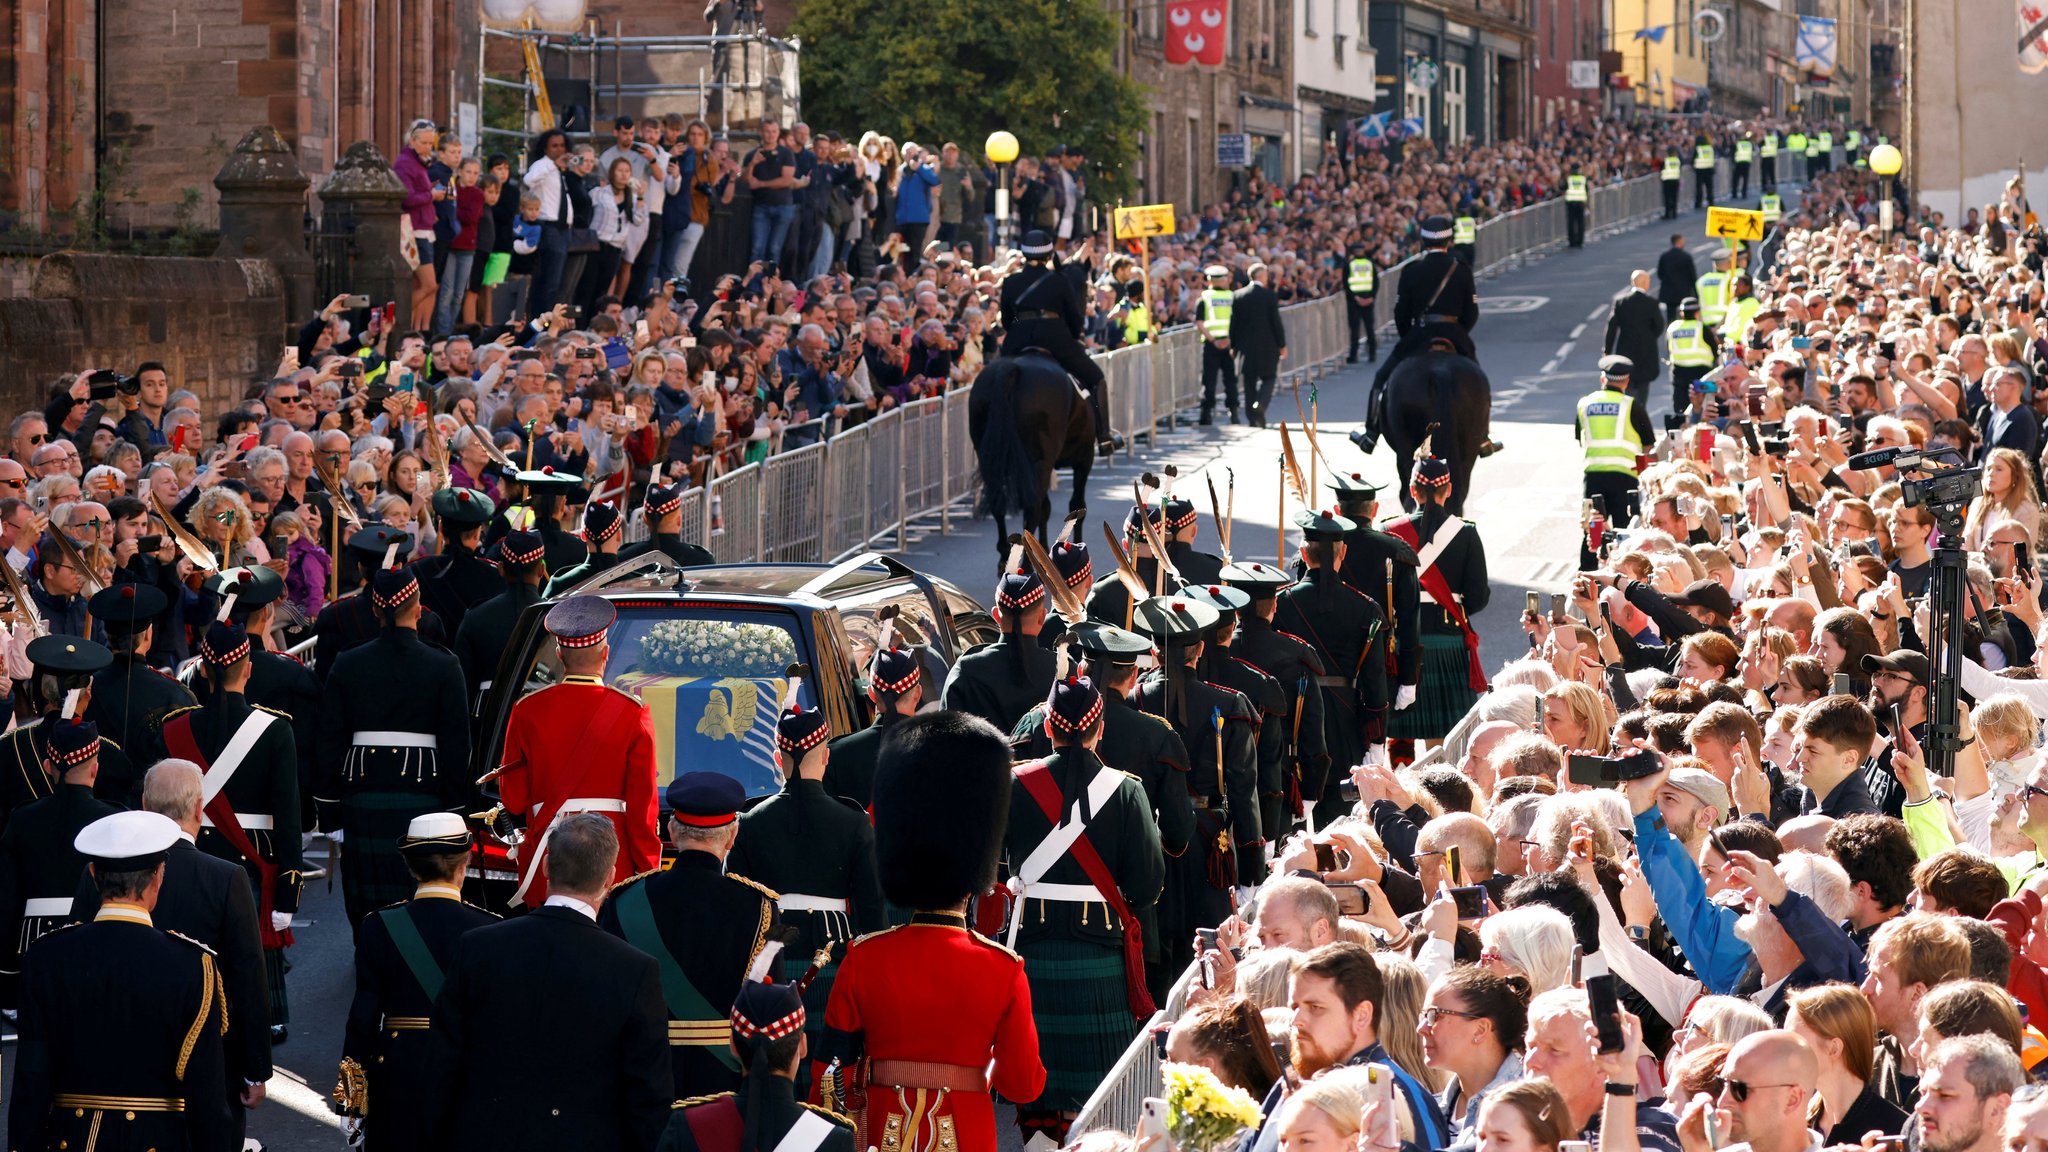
[794,0,1146,198]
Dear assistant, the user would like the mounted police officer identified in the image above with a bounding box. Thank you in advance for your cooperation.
[1665,298,1719,416]
[1345,244,1379,363]
[1000,229,1116,457]
[940,565,1056,734]
[1274,510,1389,823]
[415,487,500,632]
[1196,264,1240,426]
[1220,562,1326,840]
[1360,215,1478,455]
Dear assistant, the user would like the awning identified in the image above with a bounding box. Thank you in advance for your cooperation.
[1239,93,1298,112]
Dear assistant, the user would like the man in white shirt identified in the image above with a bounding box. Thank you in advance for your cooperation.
[522,129,571,316]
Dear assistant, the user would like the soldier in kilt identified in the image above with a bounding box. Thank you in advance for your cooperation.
[315,563,474,930]
[1185,583,1287,845]
[1274,510,1391,824]
[1383,455,1490,743]
[1221,562,1327,841]
[1002,675,1163,1143]
[0,719,116,1008]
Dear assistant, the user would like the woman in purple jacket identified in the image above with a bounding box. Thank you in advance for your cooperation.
[393,119,446,332]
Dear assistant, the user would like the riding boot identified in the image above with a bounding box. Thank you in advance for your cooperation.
[1353,381,1385,454]
[1088,388,1121,456]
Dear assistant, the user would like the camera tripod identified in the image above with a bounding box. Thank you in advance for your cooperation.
[1923,503,1970,778]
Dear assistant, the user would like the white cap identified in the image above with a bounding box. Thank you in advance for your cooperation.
[74,810,182,870]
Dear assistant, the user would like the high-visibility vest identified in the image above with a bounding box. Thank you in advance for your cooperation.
[1877,134,1889,146]
[1578,389,1644,474]
[1695,271,1730,323]
[1453,217,1477,244]
[1787,132,1808,153]
[1719,295,1761,345]
[1846,130,1862,151]
[1817,131,1833,152]
[1805,136,1822,157]
[1761,135,1778,158]
[1760,193,1783,222]
[1854,156,1868,169]
[1348,259,1376,294]
[1695,144,1716,169]
[1666,319,1714,367]
[1201,288,1233,339]
[1566,175,1588,202]
[1662,156,1682,180]
[1735,140,1753,163]
[1123,303,1152,343]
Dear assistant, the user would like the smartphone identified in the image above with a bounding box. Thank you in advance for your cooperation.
[136,534,163,552]
[1526,591,1541,616]
[1550,593,1567,623]
[1566,753,1611,788]
[2021,539,2035,584]
[1326,882,1368,916]
[1889,702,1905,738]
[1832,672,1853,696]
[1587,972,1628,1053]
[1195,927,1218,951]
[1721,513,1735,539]
[1569,943,1584,987]
[236,434,259,454]
[1451,884,1489,920]
[170,424,189,454]
[1791,335,1812,350]
[382,302,397,327]
[1446,844,1465,887]
[216,460,249,480]
[1364,1065,1401,1148]
[1314,842,1338,873]
[1137,1098,1168,1147]
[343,294,371,309]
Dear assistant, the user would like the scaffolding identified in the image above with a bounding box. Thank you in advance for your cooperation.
[479,16,801,162]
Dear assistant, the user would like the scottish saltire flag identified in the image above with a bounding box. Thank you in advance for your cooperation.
[1389,117,1426,140]
[1354,112,1390,144]
[1797,16,1838,77]
[613,671,787,796]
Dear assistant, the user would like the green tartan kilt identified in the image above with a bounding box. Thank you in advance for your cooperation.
[340,790,440,928]
[1387,633,1480,740]
[266,946,290,1025]
[779,952,838,1099]
[1017,938,1139,1112]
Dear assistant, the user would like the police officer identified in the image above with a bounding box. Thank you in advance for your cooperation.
[1274,510,1389,823]
[1661,151,1683,219]
[599,771,784,1103]
[1720,273,1763,349]
[1000,229,1115,457]
[1109,278,1151,350]
[1576,357,1650,568]
[1345,245,1379,363]
[1760,190,1784,227]
[494,595,661,909]
[1383,458,1490,746]
[335,812,498,1152]
[1564,164,1589,248]
[661,978,856,1152]
[1694,134,1717,210]
[1666,298,1719,416]
[1732,134,1753,199]
[1002,673,1163,1145]
[0,635,129,829]
[315,562,472,928]
[210,565,323,830]
[1195,265,1240,425]
[1185,583,1286,861]
[1786,128,1809,183]
[940,566,1056,733]
[1361,216,1478,454]
[545,502,625,595]
[821,631,921,809]
[1327,473,1421,719]
[0,718,115,1007]
[1759,129,1779,192]
[1129,596,1259,975]
[616,482,718,568]
[729,675,887,1088]
[1451,213,1478,267]
[452,529,546,709]
[1803,128,1822,181]
[415,487,501,632]
[84,582,193,802]
[1695,248,1734,332]
[1815,127,1834,174]
[1220,562,1326,840]
[162,621,304,1039]
[11,810,233,1151]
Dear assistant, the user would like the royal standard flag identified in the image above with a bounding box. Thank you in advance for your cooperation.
[614,671,787,797]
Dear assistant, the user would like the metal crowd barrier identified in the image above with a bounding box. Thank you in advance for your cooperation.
[1066,961,1205,1140]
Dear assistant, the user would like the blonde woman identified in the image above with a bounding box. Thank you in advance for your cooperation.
[1963,446,2040,551]
[191,486,260,567]
[1375,952,1446,1092]
[1540,682,1610,755]
[1278,1066,1414,1152]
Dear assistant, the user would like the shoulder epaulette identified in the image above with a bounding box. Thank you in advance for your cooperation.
[834,795,868,817]
[848,923,907,947]
[672,1091,737,1110]
[607,866,661,896]
[150,665,182,681]
[465,901,504,919]
[166,929,217,956]
[799,1102,856,1128]
[97,736,122,752]
[1275,628,1315,648]
[252,704,293,720]
[159,704,200,725]
[274,649,305,665]
[40,920,82,938]
[729,873,781,902]
[968,929,1023,961]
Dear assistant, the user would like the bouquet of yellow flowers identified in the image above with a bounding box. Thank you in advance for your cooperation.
[1162,1062,1264,1152]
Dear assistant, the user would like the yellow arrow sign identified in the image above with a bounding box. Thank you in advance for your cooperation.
[1113,204,1177,239]
[1705,206,1766,242]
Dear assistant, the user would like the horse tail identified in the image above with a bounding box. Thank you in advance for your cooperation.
[977,358,1042,523]
[1428,358,1457,476]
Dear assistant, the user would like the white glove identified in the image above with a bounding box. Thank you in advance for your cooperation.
[326,829,344,844]
[271,911,293,932]
[1394,685,1418,711]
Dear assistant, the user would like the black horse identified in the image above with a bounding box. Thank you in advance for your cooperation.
[1383,348,1491,516]
[969,353,1095,553]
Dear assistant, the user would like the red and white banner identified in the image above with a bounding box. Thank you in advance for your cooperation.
[1165,0,1229,66]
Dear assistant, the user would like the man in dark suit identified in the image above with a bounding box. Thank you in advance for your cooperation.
[1603,269,1666,416]
[429,813,671,1152]
[75,760,272,1142]
[1977,366,2041,462]
[1229,261,1289,429]
[1655,235,1699,323]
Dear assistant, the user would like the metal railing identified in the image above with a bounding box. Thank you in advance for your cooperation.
[1066,961,1206,1141]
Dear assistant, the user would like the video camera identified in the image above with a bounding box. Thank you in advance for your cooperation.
[1901,466,1982,518]
[1564,747,1662,787]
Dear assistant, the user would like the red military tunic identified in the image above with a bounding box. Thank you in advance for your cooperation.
[817,912,1045,1152]
[498,675,662,907]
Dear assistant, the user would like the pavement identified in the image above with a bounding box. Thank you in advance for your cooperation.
[237,189,1751,1151]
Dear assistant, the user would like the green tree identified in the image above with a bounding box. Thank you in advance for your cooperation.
[794,0,1144,199]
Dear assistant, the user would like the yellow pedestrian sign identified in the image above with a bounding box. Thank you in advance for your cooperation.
[1113,204,1177,239]
[1705,207,1766,242]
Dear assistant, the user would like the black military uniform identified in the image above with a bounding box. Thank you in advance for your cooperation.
[315,564,474,929]
[83,584,193,805]
[1385,455,1490,742]
[11,810,234,1152]
[601,772,785,1103]
[0,720,115,1007]
[1362,216,1479,453]
[730,689,887,1090]
[821,639,923,810]
[615,483,718,569]
[1161,492,1225,588]
[545,501,627,595]
[1327,474,1423,702]
[1128,596,1259,977]
[658,980,857,1152]
[0,636,131,831]
[1223,562,1328,839]
[1083,504,1168,630]
[453,529,547,707]
[1010,622,1191,998]
[415,487,502,633]
[1000,230,1112,452]
[1186,584,1288,862]
[1002,677,1164,1139]
[336,813,499,1152]
[1274,510,1390,823]
[940,568,1056,734]
[161,621,305,1032]
[315,527,450,679]
[493,467,589,575]
[206,565,323,829]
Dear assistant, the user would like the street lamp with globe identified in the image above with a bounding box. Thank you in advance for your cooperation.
[1870,143,1903,246]
[986,130,1020,253]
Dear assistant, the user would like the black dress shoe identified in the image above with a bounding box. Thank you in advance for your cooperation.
[271,1025,289,1045]
[1228,409,1242,426]
[1479,437,1504,457]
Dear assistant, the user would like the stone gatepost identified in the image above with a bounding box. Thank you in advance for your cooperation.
[214,126,316,321]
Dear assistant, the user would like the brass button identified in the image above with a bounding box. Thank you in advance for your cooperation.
[125,1112,136,1121]
[74,1109,85,1117]
[377,1056,386,1064]
[552,1108,560,1116]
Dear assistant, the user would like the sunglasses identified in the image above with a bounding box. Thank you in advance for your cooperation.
[2024,784,2048,802]
[25,434,47,445]
[0,479,25,489]
[1722,1079,1796,1103]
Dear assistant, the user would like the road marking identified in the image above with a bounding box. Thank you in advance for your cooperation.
[1481,295,1551,314]
[1568,324,1586,340]
[1586,306,1606,322]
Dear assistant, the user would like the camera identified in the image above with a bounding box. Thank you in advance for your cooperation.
[87,370,128,401]
[1901,466,1983,518]
[1763,437,1791,456]
[1565,747,1662,787]
[338,361,363,378]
